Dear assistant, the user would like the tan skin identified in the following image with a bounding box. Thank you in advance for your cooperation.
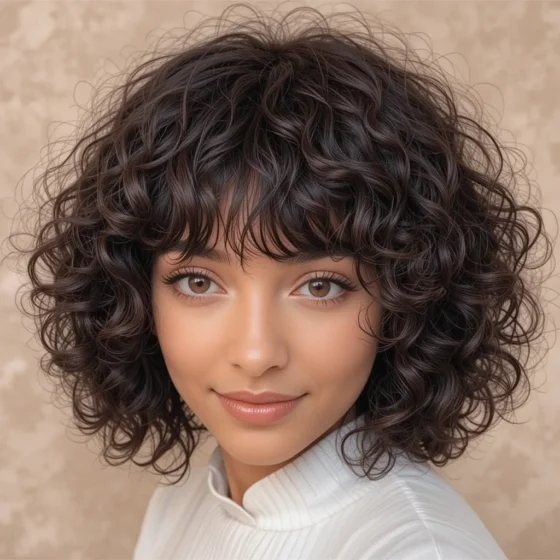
[151,209,382,508]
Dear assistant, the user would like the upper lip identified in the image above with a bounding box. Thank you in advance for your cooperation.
[216,390,305,404]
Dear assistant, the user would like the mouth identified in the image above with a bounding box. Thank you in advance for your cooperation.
[215,391,306,424]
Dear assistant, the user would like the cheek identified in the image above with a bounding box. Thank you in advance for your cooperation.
[152,298,218,382]
[300,307,379,388]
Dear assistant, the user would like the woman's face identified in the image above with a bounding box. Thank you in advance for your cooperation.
[151,224,382,472]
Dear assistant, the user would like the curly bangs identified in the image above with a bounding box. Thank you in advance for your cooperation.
[4,4,555,484]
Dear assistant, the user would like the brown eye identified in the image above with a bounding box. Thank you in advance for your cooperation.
[161,269,221,301]
[307,279,332,298]
[296,273,356,306]
[186,275,212,294]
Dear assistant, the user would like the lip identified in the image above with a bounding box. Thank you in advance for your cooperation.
[216,390,305,404]
[215,391,306,424]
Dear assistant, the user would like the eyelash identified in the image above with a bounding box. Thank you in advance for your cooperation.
[161,267,358,308]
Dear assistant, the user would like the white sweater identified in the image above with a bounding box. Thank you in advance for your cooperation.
[133,414,508,559]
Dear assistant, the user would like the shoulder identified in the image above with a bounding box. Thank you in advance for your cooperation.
[133,465,208,560]
[346,458,508,559]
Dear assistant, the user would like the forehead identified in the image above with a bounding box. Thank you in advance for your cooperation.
[162,242,354,267]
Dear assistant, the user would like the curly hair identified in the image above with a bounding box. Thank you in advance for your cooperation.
[3,3,556,485]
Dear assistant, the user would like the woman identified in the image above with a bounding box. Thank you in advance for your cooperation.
[7,3,553,559]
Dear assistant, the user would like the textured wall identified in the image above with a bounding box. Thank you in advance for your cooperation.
[1,1,559,558]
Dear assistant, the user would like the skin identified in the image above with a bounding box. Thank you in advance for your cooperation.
[151,201,382,508]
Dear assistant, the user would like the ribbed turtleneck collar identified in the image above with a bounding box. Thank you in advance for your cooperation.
[206,413,378,530]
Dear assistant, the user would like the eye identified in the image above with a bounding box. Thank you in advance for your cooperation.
[296,276,348,302]
[161,269,220,301]
[161,268,358,307]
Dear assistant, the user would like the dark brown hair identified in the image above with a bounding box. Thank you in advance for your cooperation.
[4,4,556,484]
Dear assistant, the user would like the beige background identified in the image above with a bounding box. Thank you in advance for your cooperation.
[1,1,559,558]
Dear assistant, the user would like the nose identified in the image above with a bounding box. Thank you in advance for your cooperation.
[225,294,289,376]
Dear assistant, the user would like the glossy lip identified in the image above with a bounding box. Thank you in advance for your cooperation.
[215,391,306,424]
[216,390,305,404]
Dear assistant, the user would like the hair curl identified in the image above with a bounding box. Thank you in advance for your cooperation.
[4,3,556,485]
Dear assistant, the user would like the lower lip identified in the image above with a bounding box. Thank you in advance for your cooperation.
[215,392,306,424]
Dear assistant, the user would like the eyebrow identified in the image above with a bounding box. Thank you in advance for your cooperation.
[166,243,353,266]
